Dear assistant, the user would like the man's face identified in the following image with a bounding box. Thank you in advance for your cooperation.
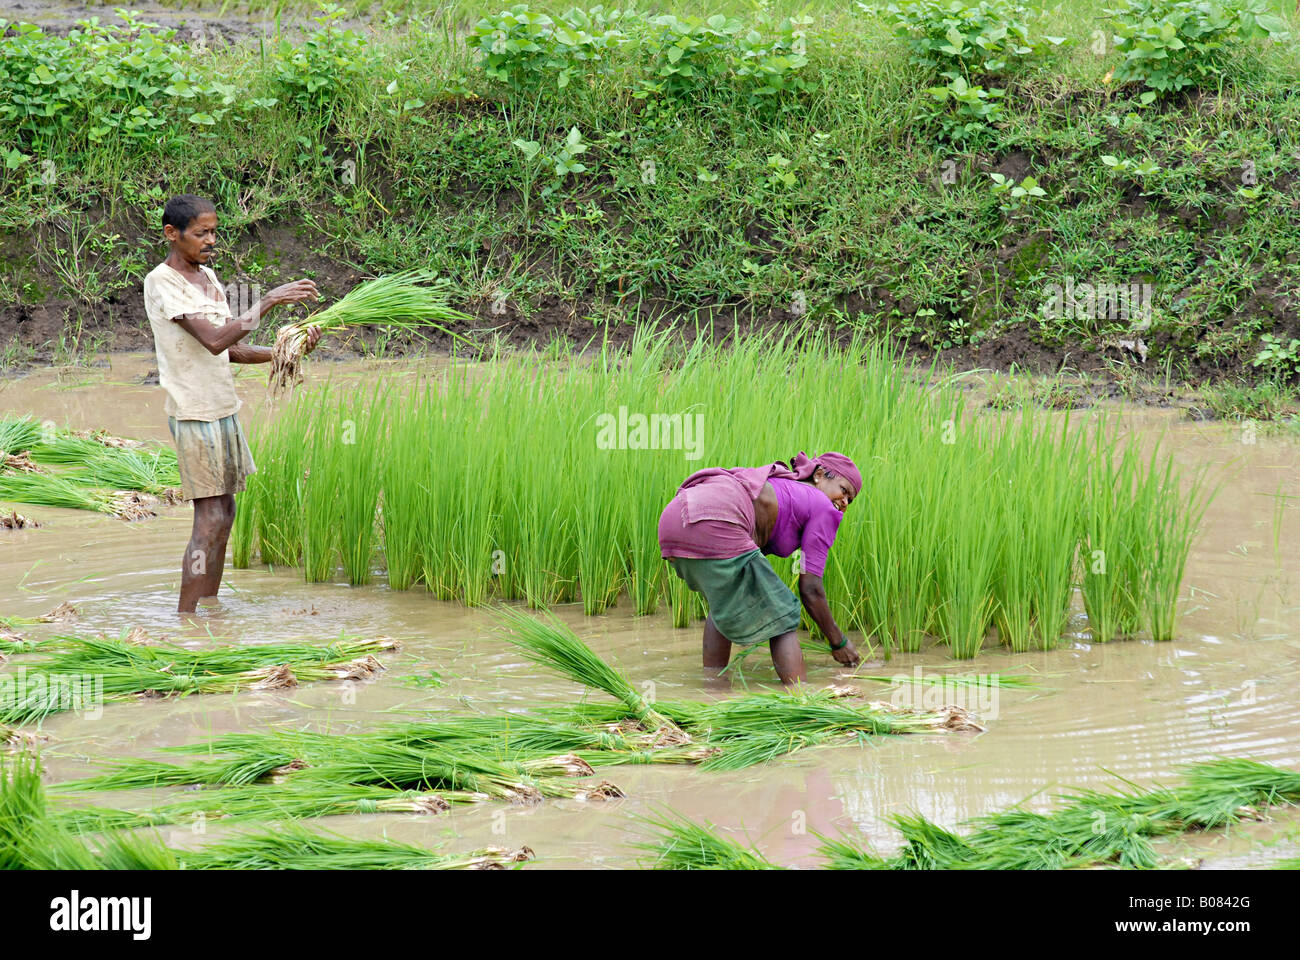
[165,211,218,265]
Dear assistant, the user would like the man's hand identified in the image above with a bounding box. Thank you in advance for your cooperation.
[303,327,323,354]
[266,279,320,308]
[831,637,860,668]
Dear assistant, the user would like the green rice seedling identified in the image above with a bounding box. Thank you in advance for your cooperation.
[816,833,892,869]
[178,823,532,870]
[1079,424,1148,642]
[247,398,311,567]
[633,810,782,870]
[493,606,682,734]
[0,472,115,513]
[66,448,182,499]
[1140,450,1214,642]
[55,783,475,833]
[336,388,385,586]
[819,758,1300,870]
[269,269,474,391]
[300,392,344,584]
[0,416,43,457]
[230,478,257,568]
[0,634,396,727]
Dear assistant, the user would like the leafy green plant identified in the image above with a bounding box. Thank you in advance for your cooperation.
[0,11,240,148]
[1252,333,1300,379]
[1103,0,1290,94]
[988,171,1046,211]
[513,125,592,198]
[637,13,742,98]
[1100,154,1161,178]
[925,74,1005,141]
[272,4,367,113]
[468,4,631,92]
[860,0,1064,77]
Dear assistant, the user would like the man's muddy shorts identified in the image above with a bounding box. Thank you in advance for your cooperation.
[167,414,256,501]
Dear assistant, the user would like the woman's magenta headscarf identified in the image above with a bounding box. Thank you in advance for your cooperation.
[785,451,863,497]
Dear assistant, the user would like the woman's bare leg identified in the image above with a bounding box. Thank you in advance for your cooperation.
[703,615,731,673]
[769,631,806,687]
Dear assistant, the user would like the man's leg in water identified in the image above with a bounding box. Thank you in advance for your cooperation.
[703,615,731,673]
[179,493,235,612]
[769,631,806,686]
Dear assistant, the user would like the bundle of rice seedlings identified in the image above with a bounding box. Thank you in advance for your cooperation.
[54,783,475,834]
[0,635,399,727]
[269,269,473,391]
[177,823,532,870]
[0,416,42,457]
[814,758,1300,870]
[0,473,115,514]
[8,753,535,871]
[66,448,182,500]
[633,810,782,870]
[493,606,685,737]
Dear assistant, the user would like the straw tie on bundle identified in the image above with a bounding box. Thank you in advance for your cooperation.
[249,665,299,690]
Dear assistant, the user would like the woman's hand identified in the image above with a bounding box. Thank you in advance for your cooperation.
[830,636,860,668]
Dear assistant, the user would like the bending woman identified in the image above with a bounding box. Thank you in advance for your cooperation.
[658,451,862,685]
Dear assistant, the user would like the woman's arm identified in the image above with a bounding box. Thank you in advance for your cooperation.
[798,573,859,667]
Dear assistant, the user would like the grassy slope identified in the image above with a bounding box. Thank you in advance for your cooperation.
[1,0,1299,388]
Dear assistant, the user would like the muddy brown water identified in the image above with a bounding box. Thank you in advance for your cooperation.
[2,354,1299,868]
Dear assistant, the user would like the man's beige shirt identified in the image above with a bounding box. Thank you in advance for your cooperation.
[143,262,241,422]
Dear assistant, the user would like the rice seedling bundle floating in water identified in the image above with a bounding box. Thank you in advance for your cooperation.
[268,269,474,392]
[234,329,1213,658]
[2,752,534,871]
[632,758,1300,870]
[0,632,398,727]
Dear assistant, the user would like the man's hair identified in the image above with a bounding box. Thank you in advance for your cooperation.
[162,195,216,233]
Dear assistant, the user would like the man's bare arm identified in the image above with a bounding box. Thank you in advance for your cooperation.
[229,343,272,364]
[169,279,320,357]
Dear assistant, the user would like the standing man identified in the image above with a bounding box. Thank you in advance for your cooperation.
[143,194,321,613]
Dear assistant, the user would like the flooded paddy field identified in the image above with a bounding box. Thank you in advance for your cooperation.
[2,354,1299,869]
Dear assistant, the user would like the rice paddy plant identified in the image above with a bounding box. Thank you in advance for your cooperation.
[815,758,1300,870]
[1079,426,1151,642]
[246,397,312,567]
[494,606,681,733]
[0,472,115,513]
[1139,449,1214,642]
[337,388,386,586]
[300,393,344,584]
[178,824,532,871]
[634,810,782,870]
[227,330,1209,660]
[931,428,1000,659]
